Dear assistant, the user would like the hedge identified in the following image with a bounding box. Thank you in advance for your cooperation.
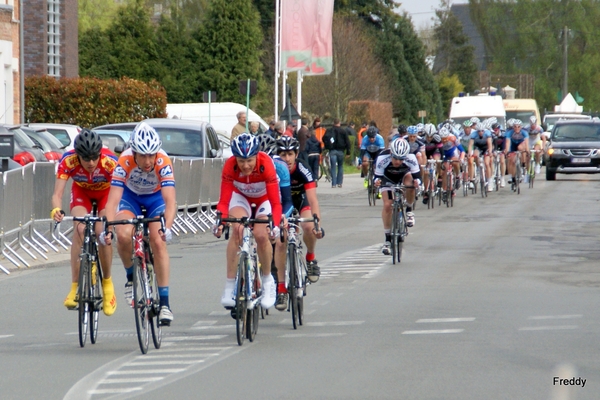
[25,76,167,127]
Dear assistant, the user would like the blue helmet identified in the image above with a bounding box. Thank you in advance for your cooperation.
[407,125,419,135]
[231,133,260,158]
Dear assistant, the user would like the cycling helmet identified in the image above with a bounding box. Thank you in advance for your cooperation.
[529,115,537,124]
[366,126,379,138]
[231,132,260,158]
[390,138,410,159]
[424,123,437,137]
[513,119,523,127]
[470,117,480,124]
[475,123,485,131]
[416,123,425,133]
[276,136,299,153]
[462,119,472,128]
[130,122,162,154]
[506,118,515,129]
[74,129,102,159]
[397,124,407,135]
[491,123,501,130]
[256,133,277,156]
[407,125,419,135]
[439,127,450,138]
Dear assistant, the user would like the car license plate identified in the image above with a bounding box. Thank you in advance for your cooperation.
[572,158,591,164]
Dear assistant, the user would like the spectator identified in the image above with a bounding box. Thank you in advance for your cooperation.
[297,118,309,163]
[283,121,296,137]
[231,111,247,139]
[312,117,327,147]
[249,121,260,135]
[357,121,368,145]
[323,118,350,188]
[273,121,285,139]
[305,129,322,183]
[266,120,276,137]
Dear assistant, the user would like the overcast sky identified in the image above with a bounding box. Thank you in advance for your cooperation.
[396,0,468,31]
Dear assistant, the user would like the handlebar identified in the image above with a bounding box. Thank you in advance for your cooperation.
[103,213,166,238]
[214,211,274,240]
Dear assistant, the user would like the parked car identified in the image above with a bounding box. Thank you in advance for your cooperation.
[216,130,233,159]
[544,119,600,180]
[94,119,223,159]
[92,129,131,154]
[1,125,48,165]
[21,126,65,162]
[25,123,81,150]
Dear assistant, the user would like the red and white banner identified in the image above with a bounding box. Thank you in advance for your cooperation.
[279,0,334,75]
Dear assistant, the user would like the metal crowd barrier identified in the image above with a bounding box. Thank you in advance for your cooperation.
[0,158,224,275]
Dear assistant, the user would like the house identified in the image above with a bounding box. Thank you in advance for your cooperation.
[0,0,21,124]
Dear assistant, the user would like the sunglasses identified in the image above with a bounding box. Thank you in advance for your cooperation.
[81,155,99,162]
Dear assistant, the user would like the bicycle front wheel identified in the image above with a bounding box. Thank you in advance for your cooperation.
[78,257,90,348]
[148,263,162,349]
[133,256,150,354]
[529,160,535,188]
[247,255,259,342]
[288,245,299,329]
[90,255,102,345]
[235,253,248,346]
[296,253,307,326]
[391,204,398,264]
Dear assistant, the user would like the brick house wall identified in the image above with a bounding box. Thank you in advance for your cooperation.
[23,0,78,78]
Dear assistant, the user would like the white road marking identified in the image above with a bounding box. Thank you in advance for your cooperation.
[191,325,235,330]
[88,388,142,394]
[127,360,206,366]
[134,354,219,359]
[416,318,476,323]
[191,320,218,327]
[305,321,364,327]
[0,335,14,339]
[163,335,227,341]
[100,377,164,384]
[107,369,187,374]
[208,310,230,316]
[402,329,464,334]
[518,325,578,331]
[279,333,346,338]
[527,315,582,320]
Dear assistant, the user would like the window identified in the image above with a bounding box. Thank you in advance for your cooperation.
[47,0,60,77]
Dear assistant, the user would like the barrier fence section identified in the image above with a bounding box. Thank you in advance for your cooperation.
[0,158,223,274]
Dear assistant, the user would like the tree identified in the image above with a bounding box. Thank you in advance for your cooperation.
[78,0,120,33]
[436,71,464,116]
[193,0,265,105]
[433,0,478,93]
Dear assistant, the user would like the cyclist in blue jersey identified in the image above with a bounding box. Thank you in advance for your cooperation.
[504,119,529,184]
[467,123,494,189]
[439,127,466,196]
[359,126,386,186]
[257,134,294,218]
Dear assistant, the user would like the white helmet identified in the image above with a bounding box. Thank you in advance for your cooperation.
[529,115,537,124]
[390,138,410,159]
[130,122,162,154]
[439,127,450,138]
[424,123,437,137]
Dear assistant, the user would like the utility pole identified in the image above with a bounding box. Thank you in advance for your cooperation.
[562,25,569,101]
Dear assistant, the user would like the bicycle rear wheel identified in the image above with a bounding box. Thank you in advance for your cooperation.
[90,255,102,345]
[235,253,247,346]
[296,253,307,326]
[391,205,399,265]
[479,164,486,198]
[148,263,162,349]
[78,258,90,348]
[247,255,259,342]
[397,207,406,263]
[288,246,300,329]
[529,160,535,188]
[133,256,150,354]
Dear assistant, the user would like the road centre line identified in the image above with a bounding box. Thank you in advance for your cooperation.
[527,314,582,320]
[416,318,476,323]
[402,329,464,334]
[518,325,578,331]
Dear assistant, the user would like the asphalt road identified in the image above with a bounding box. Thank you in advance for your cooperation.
[1,172,599,400]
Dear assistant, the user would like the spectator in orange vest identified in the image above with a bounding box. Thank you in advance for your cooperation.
[312,117,327,148]
[357,122,368,145]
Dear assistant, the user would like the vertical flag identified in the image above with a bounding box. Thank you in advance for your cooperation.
[279,0,334,75]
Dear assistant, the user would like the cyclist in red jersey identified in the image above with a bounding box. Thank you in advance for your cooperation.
[51,129,118,315]
[213,133,282,310]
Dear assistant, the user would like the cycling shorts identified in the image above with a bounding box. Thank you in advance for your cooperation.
[529,135,542,149]
[118,187,165,218]
[443,147,460,160]
[292,194,311,214]
[228,192,271,218]
[472,145,490,155]
[493,137,505,151]
[70,184,110,213]
[425,148,441,159]
[510,142,523,153]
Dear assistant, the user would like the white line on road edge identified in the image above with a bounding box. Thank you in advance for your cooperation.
[402,329,464,334]
[416,318,476,323]
[518,325,578,331]
[279,333,347,338]
[527,315,582,320]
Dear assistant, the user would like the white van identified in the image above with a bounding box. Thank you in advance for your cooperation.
[166,102,269,138]
[449,94,506,128]
[503,99,541,126]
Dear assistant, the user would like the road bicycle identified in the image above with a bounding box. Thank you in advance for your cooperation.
[279,211,321,329]
[441,160,460,207]
[386,183,413,264]
[216,211,273,346]
[423,159,442,209]
[492,150,503,192]
[510,150,526,195]
[105,213,165,355]
[527,149,542,188]
[318,149,332,183]
[461,158,470,197]
[71,202,104,348]
[366,159,378,206]
[476,154,488,198]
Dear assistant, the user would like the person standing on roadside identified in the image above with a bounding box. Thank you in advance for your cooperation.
[305,129,322,181]
[231,111,247,140]
[273,121,285,139]
[312,117,327,147]
[297,118,310,163]
[265,120,276,137]
[283,121,296,137]
[249,121,260,135]
[323,118,350,188]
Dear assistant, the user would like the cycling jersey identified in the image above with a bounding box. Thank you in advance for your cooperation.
[407,138,425,156]
[505,128,529,145]
[524,124,544,148]
[56,148,118,191]
[217,152,282,226]
[359,135,385,160]
[469,130,492,152]
[374,149,421,185]
[441,135,465,160]
[272,156,294,217]
[424,135,443,158]
[111,148,175,195]
[289,159,316,213]
[492,131,506,151]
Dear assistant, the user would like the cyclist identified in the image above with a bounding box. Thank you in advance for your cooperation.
[467,122,494,189]
[524,115,545,174]
[359,126,385,186]
[439,127,466,199]
[406,125,426,169]
[52,129,118,315]
[504,119,530,185]
[213,133,282,310]
[422,124,443,204]
[375,139,420,255]
[490,122,506,187]
[103,122,176,326]
[389,124,407,143]
[275,136,324,307]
